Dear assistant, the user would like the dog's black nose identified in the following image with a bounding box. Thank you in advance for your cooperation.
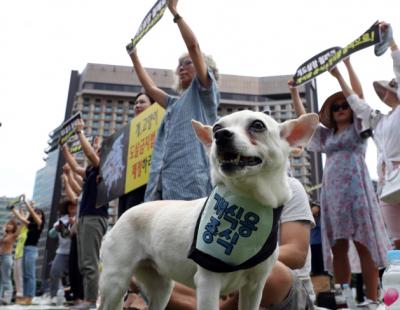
[214,129,233,145]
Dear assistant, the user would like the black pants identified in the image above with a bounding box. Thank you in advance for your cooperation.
[117,185,146,218]
[69,235,84,300]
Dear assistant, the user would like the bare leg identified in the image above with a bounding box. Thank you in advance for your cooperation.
[354,241,379,301]
[394,239,400,250]
[331,239,351,284]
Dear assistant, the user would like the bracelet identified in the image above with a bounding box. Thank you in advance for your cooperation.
[173,13,182,23]
[76,130,82,134]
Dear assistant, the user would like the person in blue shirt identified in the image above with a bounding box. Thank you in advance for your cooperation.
[127,0,220,202]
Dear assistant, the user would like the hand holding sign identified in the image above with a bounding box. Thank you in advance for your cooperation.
[293,21,381,86]
[375,21,393,56]
[126,0,168,54]
[75,118,84,133]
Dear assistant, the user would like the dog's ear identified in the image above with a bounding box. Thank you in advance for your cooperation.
[279,113,319,147]
[192,120,213,148]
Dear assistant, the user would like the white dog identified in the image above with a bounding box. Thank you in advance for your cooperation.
[99,110,318,310]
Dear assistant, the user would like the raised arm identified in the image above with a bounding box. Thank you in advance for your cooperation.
[75,119,100,167]
[63,164,82,194]
[62,145,85,177]
[388,24,400,86]
[288,79,306,116]
[62,174,79,204]
[128,49,168,107]
[22,196,42,227]
[168,0,210,88]
[343,57,364,99]
[329,66,355,98]
[11,208,29,226]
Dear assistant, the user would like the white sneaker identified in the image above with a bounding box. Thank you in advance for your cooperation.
[51,296,58,305]
[51,295,66,305]
[357,299,380,309]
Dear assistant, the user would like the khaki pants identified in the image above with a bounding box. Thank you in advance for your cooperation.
[77,215,107,302]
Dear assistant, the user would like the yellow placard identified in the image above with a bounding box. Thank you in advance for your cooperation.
[125,103,165,192]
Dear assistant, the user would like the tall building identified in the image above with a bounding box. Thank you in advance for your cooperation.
[0,197,14,228]
[68,63,322,191]
[41,63,323,278]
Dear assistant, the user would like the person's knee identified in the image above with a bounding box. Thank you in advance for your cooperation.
[332,239,349,256]
[260,262,293,307]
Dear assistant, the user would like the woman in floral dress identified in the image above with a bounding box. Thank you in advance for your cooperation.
[289,58,391,302]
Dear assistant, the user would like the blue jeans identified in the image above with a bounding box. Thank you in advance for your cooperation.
[23,246,38,297]
[0,254,13,299]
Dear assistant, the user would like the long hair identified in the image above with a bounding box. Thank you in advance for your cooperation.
[135,92,155,104]
[5,219,18,234]
[28,208,46,227]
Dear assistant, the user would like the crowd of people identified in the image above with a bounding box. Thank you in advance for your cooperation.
[1,1,400,309]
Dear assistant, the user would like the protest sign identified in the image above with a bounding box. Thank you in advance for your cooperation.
[126,0,167,53]
[97,103,165,205]
[59,112,82,146]
[293,21,381,86]
[6,195,24,210]
[67,135,94,156]
[125,103,164,192]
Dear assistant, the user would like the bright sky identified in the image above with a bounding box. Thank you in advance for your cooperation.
[1,0,399,198]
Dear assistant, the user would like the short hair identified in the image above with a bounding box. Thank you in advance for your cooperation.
[174,53,219,93]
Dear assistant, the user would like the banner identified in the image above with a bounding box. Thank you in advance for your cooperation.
[97,103,165,205]
[126,0,167,53]
[293,21,381,86]
[6,195,24,210]
[67,135,94,156]
[59,112,82,145]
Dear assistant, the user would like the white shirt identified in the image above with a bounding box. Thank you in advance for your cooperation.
[347,50,400,178]
[281,177,315,292]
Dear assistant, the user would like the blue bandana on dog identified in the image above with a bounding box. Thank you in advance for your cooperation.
[188,186,283,273]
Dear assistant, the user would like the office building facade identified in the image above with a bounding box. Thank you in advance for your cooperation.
[40,63,323,278]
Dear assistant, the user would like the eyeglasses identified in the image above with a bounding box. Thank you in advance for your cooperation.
[178,59,193,68]
[331,102,350,112]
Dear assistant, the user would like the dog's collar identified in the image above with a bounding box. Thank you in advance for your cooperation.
[188,185,283,273]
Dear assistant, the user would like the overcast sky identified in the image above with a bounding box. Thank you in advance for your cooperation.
[1,0,399,198]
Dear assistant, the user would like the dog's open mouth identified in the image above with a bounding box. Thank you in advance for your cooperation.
[218,152,262,169]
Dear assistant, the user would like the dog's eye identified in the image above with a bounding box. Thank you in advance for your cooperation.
[249,120,266,132]
[213,124,223,133]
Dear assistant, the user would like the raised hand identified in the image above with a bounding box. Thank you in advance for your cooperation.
[167,0,179,15]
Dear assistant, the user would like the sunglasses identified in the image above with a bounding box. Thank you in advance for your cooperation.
[331,102,350,112]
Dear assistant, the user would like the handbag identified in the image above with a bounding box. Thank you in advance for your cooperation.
[380,167,400,204]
